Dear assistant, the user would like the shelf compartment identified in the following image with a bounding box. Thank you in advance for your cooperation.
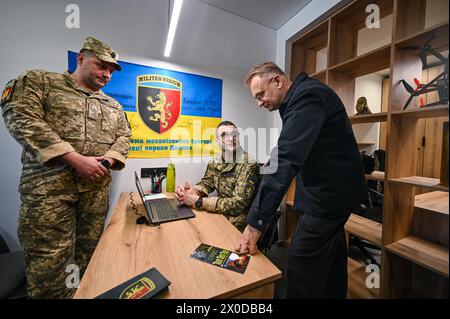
[349,112,388,124]
[345,214,382,246]
[347,258,380,299]
[386,236,449,277]
[357,141,375,148]
[331,0,393,30]
[391,105,449,119]
[291,20,329,78]
[366,171,385,181]
[415,191,449,215]
[389,176,449,192]
[396,21,449,53]
[310,70,326,82]
[328,44,391,78]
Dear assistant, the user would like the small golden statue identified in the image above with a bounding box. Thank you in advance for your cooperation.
[355,97,372,115]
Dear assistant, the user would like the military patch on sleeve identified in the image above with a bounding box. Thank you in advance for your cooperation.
[1,79,16,107]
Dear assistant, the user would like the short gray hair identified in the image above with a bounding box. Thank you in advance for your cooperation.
[245,61,285,86]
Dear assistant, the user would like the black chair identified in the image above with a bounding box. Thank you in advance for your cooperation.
[0,229,26,299]
[349,188,383,266]
[349,149,385,266]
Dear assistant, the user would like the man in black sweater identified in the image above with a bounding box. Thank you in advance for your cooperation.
[235,62,366,298]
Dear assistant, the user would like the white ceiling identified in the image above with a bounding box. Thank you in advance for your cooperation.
[197,0,313,30]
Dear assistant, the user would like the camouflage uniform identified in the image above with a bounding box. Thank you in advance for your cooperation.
[194,148,259,232]
[1,38,131,298]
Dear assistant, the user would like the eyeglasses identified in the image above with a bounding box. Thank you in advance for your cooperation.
[218,131,239,141]
[254,76,275,102]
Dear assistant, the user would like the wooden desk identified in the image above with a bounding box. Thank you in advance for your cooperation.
[74,192,282,299]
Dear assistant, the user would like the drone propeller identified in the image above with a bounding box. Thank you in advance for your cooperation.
[403,35,436,68]
[400,79,415,94]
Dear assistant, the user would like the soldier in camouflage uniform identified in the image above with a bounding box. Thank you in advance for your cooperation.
[175,121,259,232]
[1,37,131,298]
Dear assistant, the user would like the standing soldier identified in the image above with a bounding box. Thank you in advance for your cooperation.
[1,37,131,298]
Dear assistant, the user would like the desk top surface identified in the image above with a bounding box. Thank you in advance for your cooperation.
[74,192,282,299]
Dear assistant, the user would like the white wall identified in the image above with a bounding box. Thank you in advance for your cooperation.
[353,74,384,153]
[273,0,345,137]
[0,0,276,250]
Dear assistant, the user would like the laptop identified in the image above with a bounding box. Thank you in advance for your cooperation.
[134,172,195,224]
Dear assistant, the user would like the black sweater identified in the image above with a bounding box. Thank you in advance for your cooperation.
[247,72,367,230]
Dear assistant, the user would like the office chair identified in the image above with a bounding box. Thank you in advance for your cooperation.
[349,150,385,266]
[0,228,27,299]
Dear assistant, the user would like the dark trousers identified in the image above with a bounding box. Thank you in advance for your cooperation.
[286,212,350,299]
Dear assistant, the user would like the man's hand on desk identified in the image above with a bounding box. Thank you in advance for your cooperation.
[235,225,261,255]
[174,183,199,206]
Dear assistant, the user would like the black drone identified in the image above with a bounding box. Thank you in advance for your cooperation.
[399,35,448,110]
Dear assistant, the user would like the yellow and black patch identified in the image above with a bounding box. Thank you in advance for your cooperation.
[1,79,16,106]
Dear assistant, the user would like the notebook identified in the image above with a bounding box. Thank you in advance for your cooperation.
[95,267,171,299]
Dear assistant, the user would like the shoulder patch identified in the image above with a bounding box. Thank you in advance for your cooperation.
[1,79,16,106]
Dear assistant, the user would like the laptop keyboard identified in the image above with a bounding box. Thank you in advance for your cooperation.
[149,199,178,220]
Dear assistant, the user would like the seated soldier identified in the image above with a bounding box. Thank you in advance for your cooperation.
[174,121,259,232]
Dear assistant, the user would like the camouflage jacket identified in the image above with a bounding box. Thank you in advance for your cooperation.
[194,148,260,231]
[1,70,131,195]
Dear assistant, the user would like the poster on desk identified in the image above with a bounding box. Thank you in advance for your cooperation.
[68,51,222,158]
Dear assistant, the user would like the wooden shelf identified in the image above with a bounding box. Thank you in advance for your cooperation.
[328,45,391,78]
[386,236,449,277]
[349,112,388,124]
[357,142,375,148]
[347,258,380,299]
[331,0,393,30]
[396,21,449,52]
[289,0,449,298]
[415,191,449,215]
[389,176,449,192]
[391,105,449,119]
[366,171,385,181]
[345,214,382,246]
[310,70,326,81]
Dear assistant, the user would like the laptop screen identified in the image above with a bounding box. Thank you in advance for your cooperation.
[134,172,146,200]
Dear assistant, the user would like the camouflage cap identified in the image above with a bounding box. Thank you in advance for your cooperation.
[81,37,121,71]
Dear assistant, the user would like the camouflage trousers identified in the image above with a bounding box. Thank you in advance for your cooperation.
[18,187,109,299]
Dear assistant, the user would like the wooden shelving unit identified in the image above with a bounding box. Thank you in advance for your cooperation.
[328,44,391,77]
[289,0,449,298]
[389,176,449,192]
[414,191,449,215]
[391,105,449,118]
[346,214,382,246]
[348,258,380,299]
[386,236,449,277]
[350,112,388,124]
[366,171,385,181]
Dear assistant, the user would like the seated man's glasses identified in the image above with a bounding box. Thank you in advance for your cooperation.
[218,131,239,141]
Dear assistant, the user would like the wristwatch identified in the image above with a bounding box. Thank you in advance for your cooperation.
[195,196,203,209]
[101,159,111,169]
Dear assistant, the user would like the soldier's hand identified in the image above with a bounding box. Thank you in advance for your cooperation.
[60,152,106,182]
[235,225,261,255]
[182,192,199,207]
[183,182,192,191]
[74,155,107,182]
[84,156,107,181]
[174,185,185,203]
